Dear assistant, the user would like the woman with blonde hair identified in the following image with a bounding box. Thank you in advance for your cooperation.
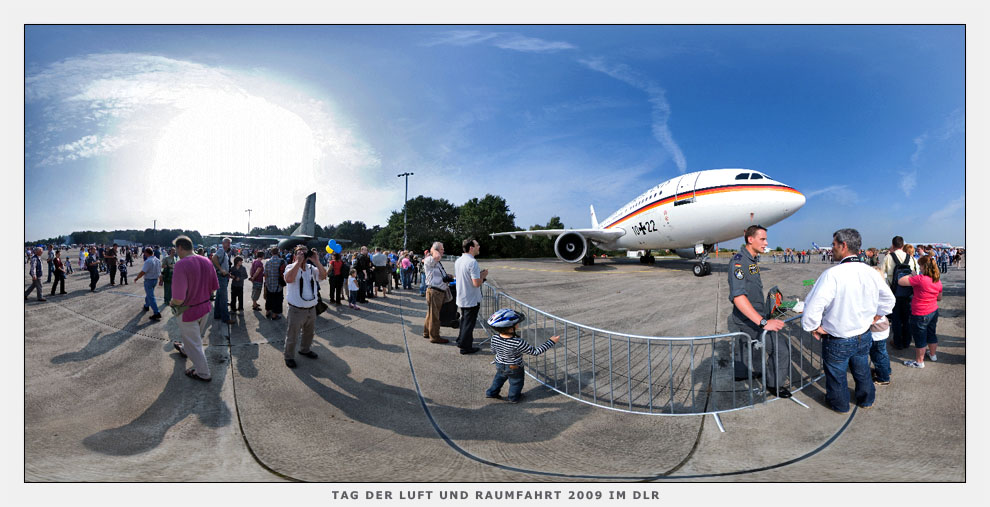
[898,255,942,368]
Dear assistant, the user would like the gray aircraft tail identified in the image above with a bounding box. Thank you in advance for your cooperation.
[290,193,317,237]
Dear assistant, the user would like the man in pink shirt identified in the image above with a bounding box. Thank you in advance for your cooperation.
[169,235,220,381]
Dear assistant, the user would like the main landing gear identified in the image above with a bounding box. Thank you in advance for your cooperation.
[581,255,596,266]
[639,250,656,264]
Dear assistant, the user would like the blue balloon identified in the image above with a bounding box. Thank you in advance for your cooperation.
[326,239,342,253]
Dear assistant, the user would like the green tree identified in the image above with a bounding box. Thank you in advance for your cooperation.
[455,194,517,258]
[373,196,459,253]
[335,220,377,247]
[521,216,565,258]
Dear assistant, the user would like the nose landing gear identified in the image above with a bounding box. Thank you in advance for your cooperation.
[693,245,712,277]
[692,262,711,277]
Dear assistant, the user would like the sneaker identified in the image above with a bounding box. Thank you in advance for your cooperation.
[926,350,938,362]
[485,393,502,400]
[873,379,891,386]
[149,313,162,321]
[904,360,925,368]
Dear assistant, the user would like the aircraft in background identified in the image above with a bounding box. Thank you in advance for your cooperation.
[207,193,350,251]
[491,168,805,276]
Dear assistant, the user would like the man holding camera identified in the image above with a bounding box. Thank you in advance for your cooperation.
[283,245,328,368]
[422,241,451,344]
[455,238,488,355]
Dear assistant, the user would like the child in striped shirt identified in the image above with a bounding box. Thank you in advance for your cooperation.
[484,308,559,403]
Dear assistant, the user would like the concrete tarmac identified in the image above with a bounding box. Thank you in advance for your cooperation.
[23,254,966,482]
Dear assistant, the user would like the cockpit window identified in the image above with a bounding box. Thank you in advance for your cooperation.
[735,173,749,180]
[750,173,763,180]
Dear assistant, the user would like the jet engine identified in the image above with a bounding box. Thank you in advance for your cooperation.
[674,244,716,259]
[554,232,588,263]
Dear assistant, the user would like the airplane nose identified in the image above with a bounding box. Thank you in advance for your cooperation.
[791,189,806,211]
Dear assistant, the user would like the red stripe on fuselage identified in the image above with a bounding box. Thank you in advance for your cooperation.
[603,184,803,230]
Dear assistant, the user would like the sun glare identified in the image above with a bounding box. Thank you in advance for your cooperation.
[148,90,319,232]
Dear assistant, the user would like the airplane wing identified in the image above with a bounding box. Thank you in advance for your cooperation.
[490,228,625,244]
[204,234,351,244]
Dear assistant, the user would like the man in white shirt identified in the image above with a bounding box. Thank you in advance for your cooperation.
[802,228,895,413]
[283,246,328,368]
[454,238,489,355]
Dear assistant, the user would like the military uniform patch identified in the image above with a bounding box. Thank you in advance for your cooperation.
[749,264,759,274]
[734,267,744,280]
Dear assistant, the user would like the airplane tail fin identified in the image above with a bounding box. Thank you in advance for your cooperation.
[290,193,317,237]
[590,205,599,229]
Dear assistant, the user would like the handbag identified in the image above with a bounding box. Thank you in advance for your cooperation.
[315,290,329,315]
[442,283,453,304]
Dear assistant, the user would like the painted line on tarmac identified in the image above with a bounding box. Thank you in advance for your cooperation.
[493,266,655,274]
[395,293,858,480]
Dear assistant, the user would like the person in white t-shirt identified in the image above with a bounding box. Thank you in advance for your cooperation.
[282,246,327,369]
[454,238,488,355]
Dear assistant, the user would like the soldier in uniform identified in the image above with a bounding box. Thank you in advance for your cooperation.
[728,225,790,398]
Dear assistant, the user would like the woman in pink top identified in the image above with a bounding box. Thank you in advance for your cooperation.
[898,255,943,368]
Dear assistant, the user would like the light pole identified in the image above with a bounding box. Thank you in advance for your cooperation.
[397,172,414,250]
[245,209,252,235]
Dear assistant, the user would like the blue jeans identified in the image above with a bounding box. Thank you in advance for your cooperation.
[143,278,159,314]
[909,310,938,348]
[214,275,230,320]
[869,335,891,383]
[400,268,411,289]
[487,364,525,401]
[822,331,875,412]
[419,273,427,296]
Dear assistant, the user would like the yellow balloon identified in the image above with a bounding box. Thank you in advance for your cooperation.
[84,252,89,257]
[325,246,333,254]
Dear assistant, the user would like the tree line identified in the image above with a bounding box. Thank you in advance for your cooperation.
[26,194,570,259]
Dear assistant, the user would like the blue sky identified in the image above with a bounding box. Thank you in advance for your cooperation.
[24,25,965,249]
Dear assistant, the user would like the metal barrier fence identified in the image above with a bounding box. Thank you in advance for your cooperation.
[479,283,824,428]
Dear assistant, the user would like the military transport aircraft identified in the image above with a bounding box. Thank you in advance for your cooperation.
[207,193,349,251]
[491,168,805,276]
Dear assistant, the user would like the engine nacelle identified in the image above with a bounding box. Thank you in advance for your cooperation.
[554,232,588,263]
[674,244,716,259]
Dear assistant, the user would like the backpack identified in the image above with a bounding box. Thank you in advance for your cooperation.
[891,252,914,297]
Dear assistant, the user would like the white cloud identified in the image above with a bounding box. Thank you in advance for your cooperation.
[493,34,577,53]
[910,134,927,165]
[899,170,917,197]
[928,195,964,224]
[578,57,687,173]
[39,134,130,166]
[804,184,859,205]
[25,53,387,235]
[425,30,576,53]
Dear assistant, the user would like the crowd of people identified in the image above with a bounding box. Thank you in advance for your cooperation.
[728,226,959,412]
[767,244,964,269]
[25,231,960,405]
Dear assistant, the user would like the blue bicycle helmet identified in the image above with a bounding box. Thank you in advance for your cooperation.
[486,308,526,329]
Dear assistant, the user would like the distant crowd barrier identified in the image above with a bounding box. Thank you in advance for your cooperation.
[479,283,823,430]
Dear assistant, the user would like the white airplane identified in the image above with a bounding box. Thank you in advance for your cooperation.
[491,168,806,276]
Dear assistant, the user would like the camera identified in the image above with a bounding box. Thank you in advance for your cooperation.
[442,274,455,283]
